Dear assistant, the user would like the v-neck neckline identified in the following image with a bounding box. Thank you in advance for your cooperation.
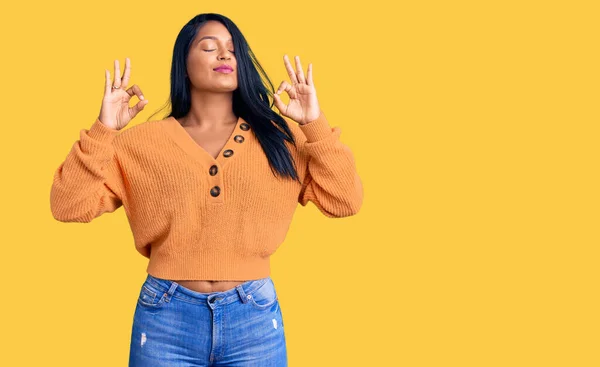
[161,115,251,169]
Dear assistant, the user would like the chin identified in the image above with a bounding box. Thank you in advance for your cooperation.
[216,82,238,91]
[193,81,238,92]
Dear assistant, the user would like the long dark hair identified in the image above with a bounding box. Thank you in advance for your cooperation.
[147,13,300,182]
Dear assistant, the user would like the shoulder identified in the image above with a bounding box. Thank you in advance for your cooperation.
[279,117,307,146]
[113,117,168,147]
[274,118,312,172]
[278,111,337,148]
[117,118,166,138]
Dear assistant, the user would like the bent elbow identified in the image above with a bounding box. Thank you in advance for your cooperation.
[323,192,363,218]
[50,192,94,223]
[50,204,93,223]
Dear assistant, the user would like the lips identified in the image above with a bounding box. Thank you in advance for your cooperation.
[214,65,233,72]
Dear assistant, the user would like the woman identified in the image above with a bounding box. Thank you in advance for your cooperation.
[50,13,362,366]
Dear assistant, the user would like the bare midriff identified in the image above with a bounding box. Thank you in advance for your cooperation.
[172,280,247,293]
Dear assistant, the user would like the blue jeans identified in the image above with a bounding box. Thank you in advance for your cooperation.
[129,273,288,366]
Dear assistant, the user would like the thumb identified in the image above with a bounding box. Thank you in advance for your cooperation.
[129,99,149,118]
[273,93,286,114]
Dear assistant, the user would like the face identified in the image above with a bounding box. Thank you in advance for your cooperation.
[186,20,238,92]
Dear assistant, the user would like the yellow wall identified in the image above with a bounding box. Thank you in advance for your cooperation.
[1,0,598,365]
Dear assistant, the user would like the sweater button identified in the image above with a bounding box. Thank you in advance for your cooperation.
[240,123,250,131]
[209,165,218,176]
[210,186,221,197]
[234,135,244,143]
[223,149,234,158]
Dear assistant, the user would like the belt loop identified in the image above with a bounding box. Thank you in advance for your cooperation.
[165,281,178,302]
[236,284,248,303]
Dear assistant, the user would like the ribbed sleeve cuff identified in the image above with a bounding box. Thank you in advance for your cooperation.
[298,110,332,142]
[88,118,120,142]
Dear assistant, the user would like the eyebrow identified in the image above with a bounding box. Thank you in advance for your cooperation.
[198,36,233,42]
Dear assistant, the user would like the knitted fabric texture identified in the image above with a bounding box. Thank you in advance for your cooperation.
[50,110,363,280]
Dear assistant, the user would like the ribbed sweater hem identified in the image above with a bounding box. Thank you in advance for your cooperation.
[145,252,272,281]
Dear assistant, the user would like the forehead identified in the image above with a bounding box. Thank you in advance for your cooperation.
[196,21,232,42]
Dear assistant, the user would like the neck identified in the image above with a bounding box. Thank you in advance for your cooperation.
[181,90,237,128]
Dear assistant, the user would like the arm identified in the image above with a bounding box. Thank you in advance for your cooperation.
[297,111,363,218]
[50,118,125,223]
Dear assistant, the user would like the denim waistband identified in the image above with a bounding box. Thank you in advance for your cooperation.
[144,273,271,306]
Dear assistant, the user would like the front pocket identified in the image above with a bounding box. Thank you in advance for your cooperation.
[137,284,166,308]
[247,280,278,310]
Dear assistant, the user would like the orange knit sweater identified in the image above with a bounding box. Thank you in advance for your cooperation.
[50,110,363,280]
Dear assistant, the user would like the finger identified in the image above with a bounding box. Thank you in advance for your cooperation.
[294,56,306,84]
[307,63,314,87]
[275,80,287,95]
[121,58,131,89]
[283,82,296,98]
[129,99,149,118]
[276,81,296,99]
[125,84,145,101]
[104,69,111,95]
[283,55,298,84]
[113,59,121,89]
[272,92,286,113]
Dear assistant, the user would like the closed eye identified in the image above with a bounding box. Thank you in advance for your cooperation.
[204,49,235,53]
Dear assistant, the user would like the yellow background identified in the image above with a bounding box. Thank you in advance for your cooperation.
[1,0,598,366]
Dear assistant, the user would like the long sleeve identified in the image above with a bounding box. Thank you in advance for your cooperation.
[50,118,125,223]
[296,110,363,218]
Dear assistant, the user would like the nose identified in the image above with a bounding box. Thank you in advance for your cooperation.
[218,49,233,60]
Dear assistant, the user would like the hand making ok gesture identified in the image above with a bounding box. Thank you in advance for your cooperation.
[273,55,321,125]
[98,58,149,131]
